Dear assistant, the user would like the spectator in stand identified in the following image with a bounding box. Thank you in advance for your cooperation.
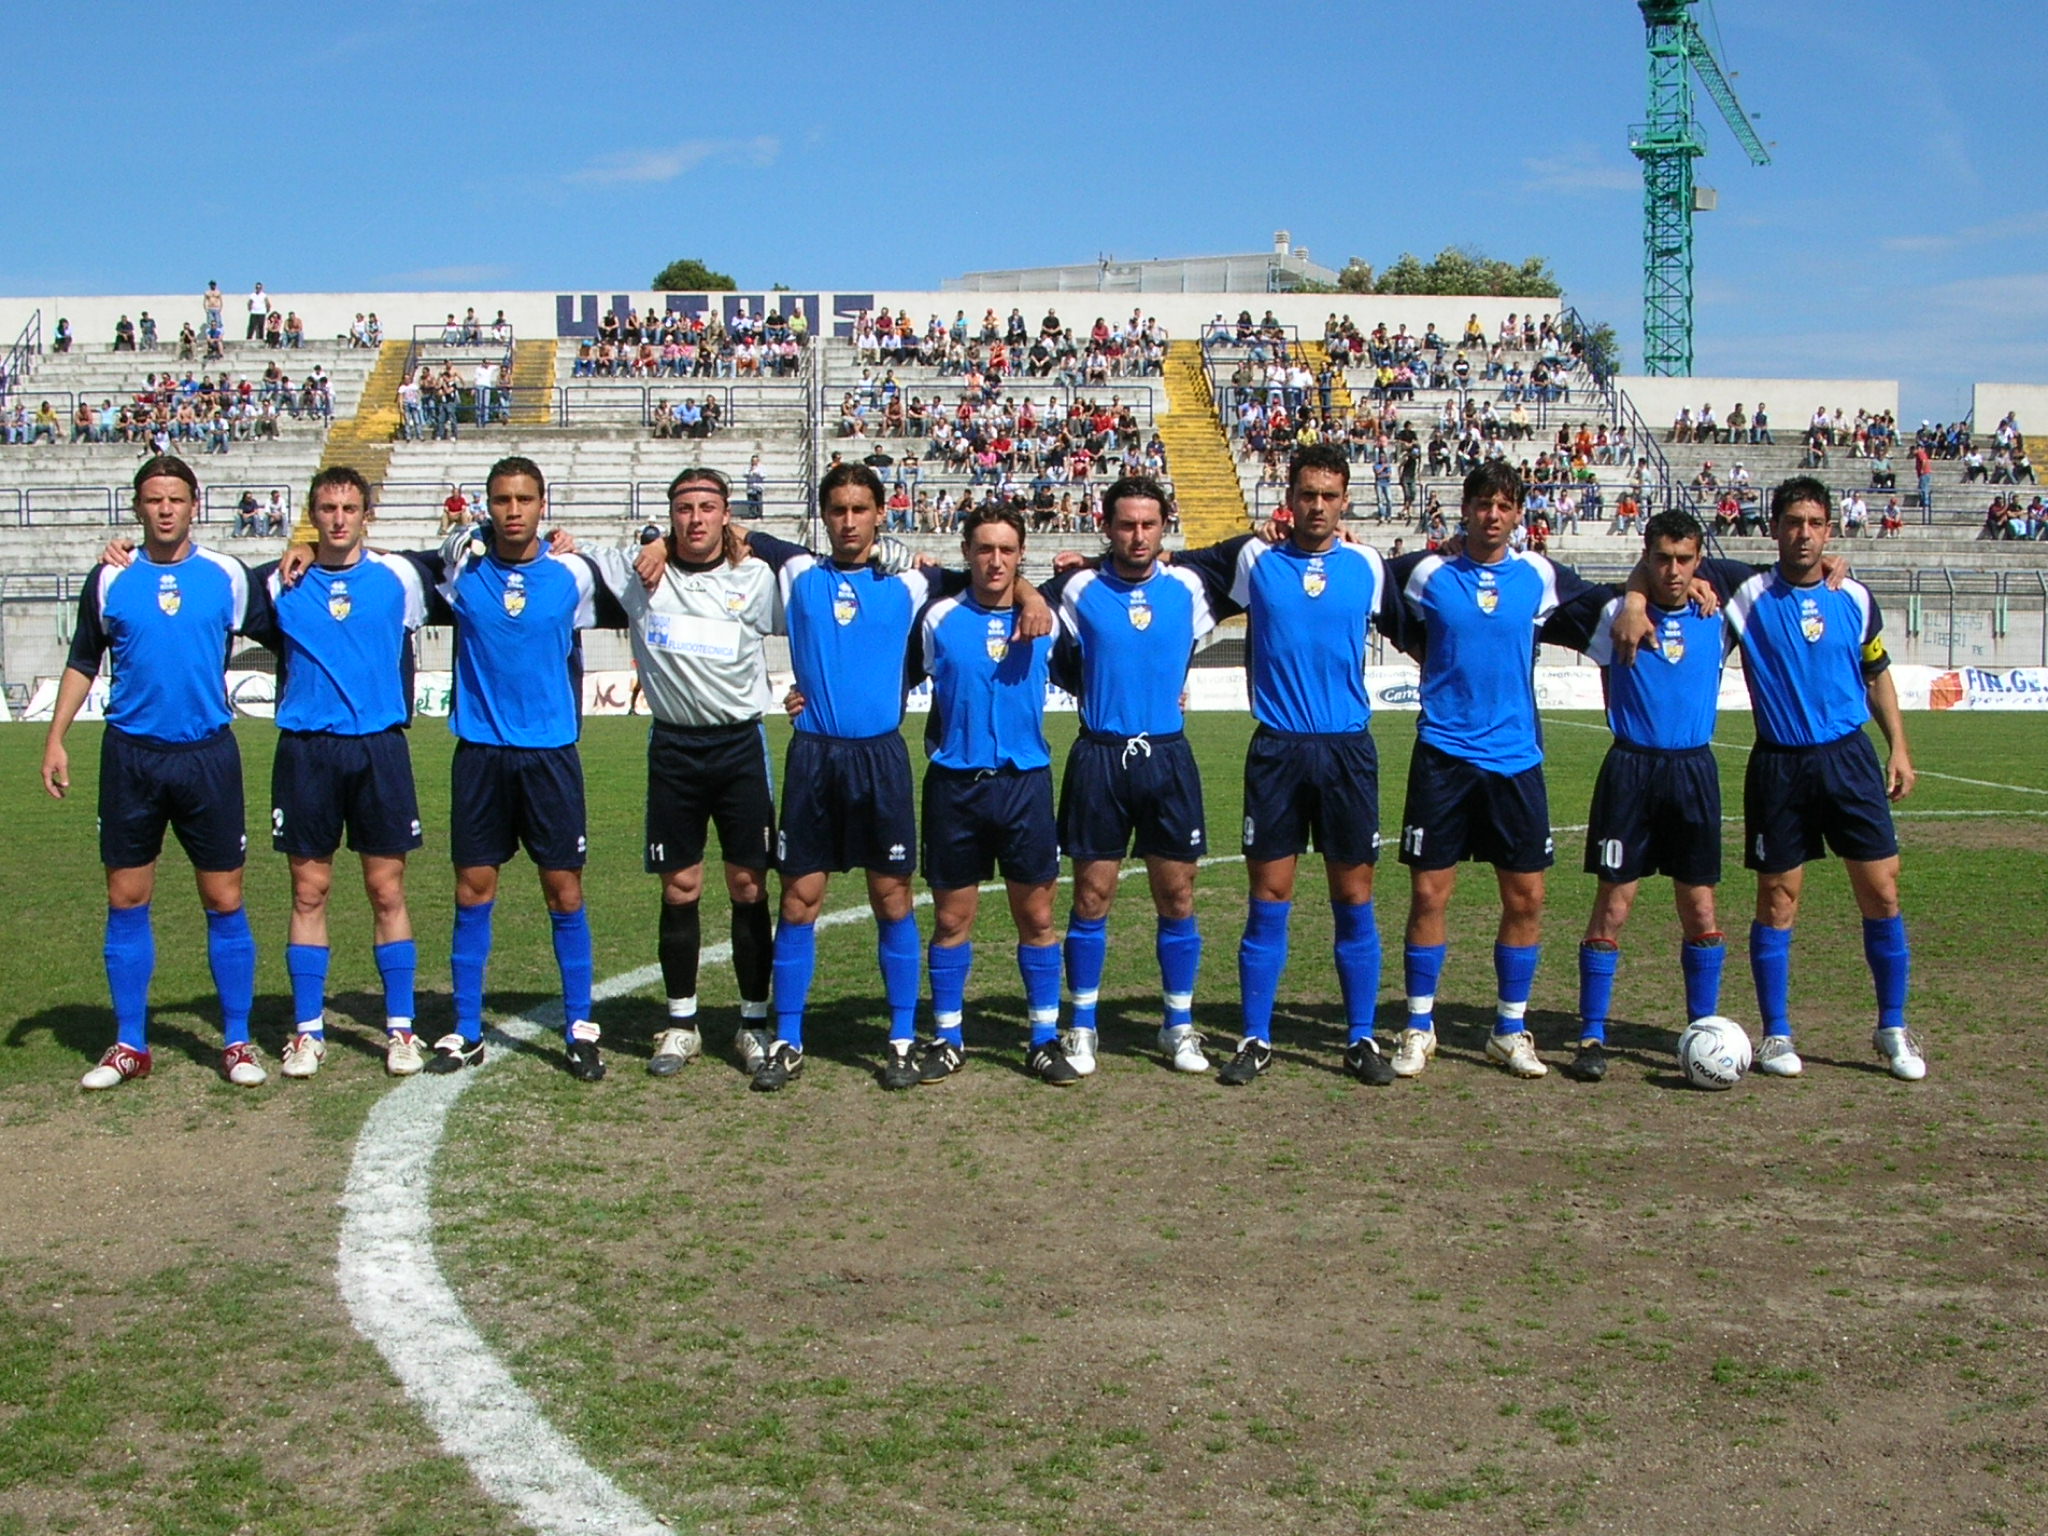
[440,484,469,536]
[246,283,270,341]
[1879,497,1903,538]
[1842,490,1869,537]
[744,455,765,518]
[1750,402,1773,445]
[113,315,136,351]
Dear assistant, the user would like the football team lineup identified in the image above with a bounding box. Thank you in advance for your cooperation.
[39,447,1946,1100]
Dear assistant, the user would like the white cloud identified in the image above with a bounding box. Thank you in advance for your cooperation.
[1881,211,2048,256]
[567,136,780,186]
[1521,146,1638,197]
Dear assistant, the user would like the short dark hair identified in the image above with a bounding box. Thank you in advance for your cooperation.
[960,501,1026,551]
[1287,441,1351,491]
[1642,509,1704,550]
[133,454,198,498]
[667,465,729,501]
[819,461,885,510]
[485,455,546,498]
[1099,474,1172,528]
[1461,460,1525,509]
[308,465,374,513]
[1770,475,1831,524]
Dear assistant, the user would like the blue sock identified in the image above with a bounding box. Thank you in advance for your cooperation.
[1019,942,1063,1047]
[1750,922,1793,1037]
[1331,901,1381,1044]
[772,919,816,1051]
[549,906,594,1038]
[1681,934,1725,1023]
[1493,942,1541,1035]
[928,940,972,1046]
[452,901,494,1044]
[286,943,329,1035]
[1404,942,1447,1031]
[1236,899,1291,1043]
[1577,942,1619,1042]
[375,940,418,1030]
[206,907,257,1047]
[877,912,921,1043]
[104,904,155,1052]
[1862,915,1909,1032]
[1064,912,1108,1031]
[1156,915,1201,1029]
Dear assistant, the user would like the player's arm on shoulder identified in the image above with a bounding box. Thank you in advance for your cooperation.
[734,527,809,572]
[1542,583,1619,656]
[1175,534,1251,616]
[241,562,283,650]
[569,551,631,630]
[98,536,138,568]
[1012,575,1053,639]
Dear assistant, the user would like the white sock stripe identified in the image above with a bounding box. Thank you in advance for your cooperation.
[1163,990,1194,1010]
[1497,1000,1529,1021]
[666,996,699,1018]
[739,1000,768,1019]
[1029,1006,1061,1025]
[934,1010,964,1029]
[1408,994,1435,1015]
[1066,988,1100,1007]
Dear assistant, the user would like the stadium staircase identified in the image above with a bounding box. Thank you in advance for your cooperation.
[1159,340,1247,541]
[316,339,410,490]
[505,339,555,427]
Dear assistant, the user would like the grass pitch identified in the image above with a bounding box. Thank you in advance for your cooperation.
[3,712,2046,1534]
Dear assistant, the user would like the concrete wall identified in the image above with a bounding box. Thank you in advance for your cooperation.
[1616,376,1900,430]
[0,289,1560,353]
[1972,383,2048,433]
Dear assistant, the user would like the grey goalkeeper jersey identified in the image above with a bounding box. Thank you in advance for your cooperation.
[589,546,783,727]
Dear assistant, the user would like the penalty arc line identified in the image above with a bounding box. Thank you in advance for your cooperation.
[335,854,1247,1535]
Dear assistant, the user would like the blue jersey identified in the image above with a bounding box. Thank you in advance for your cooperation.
[917,595,1052,771]
[1551,589,1730,751]
[1177,535,1397,735]
[439,537,617,749]
[67,545,254,742]
[751,530,955,740]
[1390,549,1593,773]
[1044,563,1218,737]
[1715,560,1888,748]
[249,553,436,735]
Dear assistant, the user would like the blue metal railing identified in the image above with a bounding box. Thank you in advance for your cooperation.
[0,309,42,408]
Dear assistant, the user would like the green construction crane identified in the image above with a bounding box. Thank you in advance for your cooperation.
[1631,0,1771,375]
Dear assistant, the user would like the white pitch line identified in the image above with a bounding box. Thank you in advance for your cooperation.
[335,855,1250,1534]
[1546,716,2048,798]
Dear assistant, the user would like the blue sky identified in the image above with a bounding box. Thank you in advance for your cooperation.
[5,0,2041,420]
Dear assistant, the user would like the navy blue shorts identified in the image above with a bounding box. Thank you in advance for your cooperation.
[1241,726,1380,865]
[778,731,917,878]
[645,720,775,873]
[1584,743,1721,886]
[98,725,248,872]
[449,741,588,870]
[923,765,1059,889]
[1743,730,1899,874]
[1398,739,1554,873]
[1058,731,1207,862]
[272,728,423,859]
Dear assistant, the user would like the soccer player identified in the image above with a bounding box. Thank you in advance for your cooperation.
[595,466,778,1076]
[246,469,435,1077]
[1174,443,1407,1086]
[1545,510,1731,1081]
[1628,476,1923,1080]
[1042,475,1220,1077]
[1386,461,1596,1080]
[908,504,1066,1086]
[41,455,263,1089]
[429,456,625,1080]
[744,465,1049,1092]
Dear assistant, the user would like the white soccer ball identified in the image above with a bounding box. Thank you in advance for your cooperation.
[1678,1016,1752,1090]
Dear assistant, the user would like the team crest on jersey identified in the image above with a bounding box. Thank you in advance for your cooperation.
[725,587,746,614]
[985,615,1010,662]
[503,571,527,617]
[1799,597,1824,643]
[328,579,351,622]
[1128,590,1152,630]
[1302,557,1327,599]
[1660,617,1684,663]
[156,573,181,616]
[1476,570,1499,615]
[833,580,857,626]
